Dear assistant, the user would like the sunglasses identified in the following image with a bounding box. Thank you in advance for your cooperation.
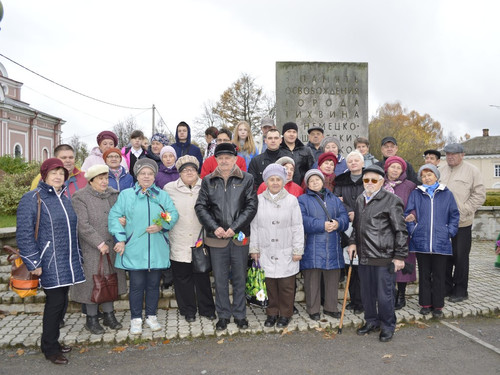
[363,178,380,184]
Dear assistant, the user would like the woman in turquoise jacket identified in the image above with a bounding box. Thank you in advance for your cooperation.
[109,159,178,335]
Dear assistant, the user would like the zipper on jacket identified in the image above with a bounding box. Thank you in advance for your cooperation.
[57,194,75,283]
[147,194,151,271]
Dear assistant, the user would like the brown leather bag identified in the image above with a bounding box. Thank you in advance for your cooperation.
[91,253,118,303]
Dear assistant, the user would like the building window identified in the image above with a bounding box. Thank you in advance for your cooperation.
[14,144,22,158]
[42,148,50,161]
[495,164,500,178]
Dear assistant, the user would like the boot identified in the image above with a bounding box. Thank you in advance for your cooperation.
[102,311,123,330]
[394,284,406,310]
[85,315,105,334]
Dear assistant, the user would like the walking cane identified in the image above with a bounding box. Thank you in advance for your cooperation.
[338,256,353,334]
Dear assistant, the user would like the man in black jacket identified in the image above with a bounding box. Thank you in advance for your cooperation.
[375,136,418,184]
[348,165,408,343]
[248,128,283,188]
[279,122,315,185]
[195,143,258,331]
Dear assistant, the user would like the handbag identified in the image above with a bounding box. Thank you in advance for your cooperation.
[91,253,118,303]
[4,192,41,298]
[245,260,269,308]
[191,228,211,273]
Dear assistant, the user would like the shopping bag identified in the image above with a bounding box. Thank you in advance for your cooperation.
[245,260,268,308]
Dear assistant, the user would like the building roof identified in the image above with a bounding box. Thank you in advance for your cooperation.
[462,134,500,155]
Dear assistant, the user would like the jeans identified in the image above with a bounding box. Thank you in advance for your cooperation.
[128,269,162,319]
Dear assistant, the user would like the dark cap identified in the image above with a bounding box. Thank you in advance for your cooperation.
[214,143,237,157]
[282,122,298,134]
[381,136,397,146]
[307,126,324,134]
[423,149,442,159]
[362,164,385,178]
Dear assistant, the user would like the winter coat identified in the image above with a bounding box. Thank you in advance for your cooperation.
[200,155,247,178]
[195,166,258,240]
[306,142,323,162]
[171,123,203,171]
[248,148,285,188]
[349,189,408,266]
[333,171,364,213]
[405,185,460,255]
[257,180,304,197]
[108,183,179,270]
[280,139,315,185]
[31,167,87,199]
[164,177,203,263]
[155,164,179,189]
[384,172,416,208]
[298,188,349,270]
[70,186,127,304]
[81,146,128,172]
[16,182,85,289]
[108,166,134,192]
[250,189,304,278]
[145,146,163,167]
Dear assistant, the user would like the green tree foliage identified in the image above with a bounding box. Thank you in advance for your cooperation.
[0,154,28,174]
[0,160,40,215]
[369,102,445,168]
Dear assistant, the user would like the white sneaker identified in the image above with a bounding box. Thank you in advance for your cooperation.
[130,318,142,335]
[145,315,161,331]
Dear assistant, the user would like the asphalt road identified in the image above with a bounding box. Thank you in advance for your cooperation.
[1,315,499,375]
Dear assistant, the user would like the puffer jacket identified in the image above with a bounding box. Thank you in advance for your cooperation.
[154,164,179,189]
[250,189,304,278]
[16,182,85,289]
[298,189,349,270]
[349,188,408,265]
[108,183,179,270]
[405,184,459,255]
[280,139,314,185]
[195,166,258,239]
[108,166,134,191]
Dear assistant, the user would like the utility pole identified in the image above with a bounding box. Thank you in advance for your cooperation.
[152,104,155,136]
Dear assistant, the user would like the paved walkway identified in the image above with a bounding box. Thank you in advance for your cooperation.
[0,240,498,348]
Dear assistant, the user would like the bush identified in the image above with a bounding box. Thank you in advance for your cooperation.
[0,162,41,215]
[484,191,500,206]
[0,155,28,174]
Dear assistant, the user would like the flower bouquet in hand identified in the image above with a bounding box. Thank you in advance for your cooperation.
[139,204,171,238]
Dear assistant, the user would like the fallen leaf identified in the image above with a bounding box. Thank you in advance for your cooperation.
[10,311,18,316]
[150,342,157,347]
[137,346,146,350]
[0,314,5,319]
[396,323,405,329]
[382,354,392,359]
[315,327,325,332]
[427,336,434,339]
[217,338,224,344]
[16,349,24,356]
[79,347,89,354]
[162,340,170,345]
[228,338,233,342]
[400,354,408,357]
[281,328,292,336]
[112,346,127,353]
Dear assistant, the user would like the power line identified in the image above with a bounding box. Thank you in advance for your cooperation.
[0,53,151,110]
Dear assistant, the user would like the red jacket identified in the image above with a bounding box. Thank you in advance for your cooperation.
[200,155,247,178]
[257,181,304,197]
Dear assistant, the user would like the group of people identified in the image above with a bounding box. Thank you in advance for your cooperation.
[15,119,486,365]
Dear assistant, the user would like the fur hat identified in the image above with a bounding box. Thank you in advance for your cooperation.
[85,165,109,181]
[175,155,199,173]
[214,143,237,157]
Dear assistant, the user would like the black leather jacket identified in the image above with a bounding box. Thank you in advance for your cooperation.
[248,148,284,188]
[349,188,408,265]
[195,166,258,239]
[280,139,315,185]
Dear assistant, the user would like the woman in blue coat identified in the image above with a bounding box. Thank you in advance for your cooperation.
[103,147,134,191]
[404,164,459,318]
[16,158,85,365]
[109,158,178,335]
[298,169,349,321]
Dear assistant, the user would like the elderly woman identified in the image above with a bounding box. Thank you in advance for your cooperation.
[70,165,128,334]
[146,132,170,167]
[81,130,128,172]
[250,164,304,328]
[257,156,304,197]
[16,158,85,365]
[334,149,365,314]
[383,156,417,309]
[164,155,216,322]
[298,169,349,320]
[405,164,459,318]
[103,147,134,191]
[319,136,348,176]
[108,159,179,335]
[155,146,180,188]
[317,152,338,192]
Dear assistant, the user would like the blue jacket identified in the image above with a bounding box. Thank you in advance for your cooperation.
[298,189,349,270]
[404,184,459,255]
[172,123,203,172]
[16,182,85,289]
[108,183,179,270]
[108,166,134,192]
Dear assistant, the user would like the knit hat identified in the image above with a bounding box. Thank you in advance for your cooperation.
[96,131,118,147]
[134,158,159,177]
[304,169,325,184]
[262,163,287,183]
[275,156,295,167]
[103,147,122,161]
[318,152,338,168]
[214,143,237,157]
[160,146,177,161]
[384,156,407,173]
[418,163,440,182]
[362,164,385,178]
[381,136,397,146]
[307,126,324,134]
[443,143,464,153]
[282,122,298,134]
[85,165,109,181]
[260,117,275,128]
[40,158,69,182]
[176,155,199,173]
[320,136,341,152]
[151,133,170,146]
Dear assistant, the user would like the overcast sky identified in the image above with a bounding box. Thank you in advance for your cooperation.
[1,0,499,147]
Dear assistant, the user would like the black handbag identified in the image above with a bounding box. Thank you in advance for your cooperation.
[191,228,211,273]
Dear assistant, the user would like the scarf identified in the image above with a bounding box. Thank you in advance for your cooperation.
[384,178,403,194]
[423,182,439,197]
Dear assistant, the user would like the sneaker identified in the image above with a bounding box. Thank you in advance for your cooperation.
[130,318,142,335]
[145,315,162,331]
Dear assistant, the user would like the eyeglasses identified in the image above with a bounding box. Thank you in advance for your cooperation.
[363,178,380,184]
[106,155,121,159]
[216,138,231,144]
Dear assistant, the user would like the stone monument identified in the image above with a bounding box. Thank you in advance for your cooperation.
[276,62,368,154]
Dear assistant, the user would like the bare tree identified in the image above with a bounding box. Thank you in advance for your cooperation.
[113,116,140,148]
[69,135,89,167]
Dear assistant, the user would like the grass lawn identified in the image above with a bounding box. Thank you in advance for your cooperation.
[0,215,16,228]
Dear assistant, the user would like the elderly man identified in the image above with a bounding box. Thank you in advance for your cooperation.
[423,149,441,167]
[375,136,418,184]
[348,165,408,343]
[255,117,276,153]
[439,143,485,302]
[306,126,324,162]
[195,143,258,331]
[248,128,284,188]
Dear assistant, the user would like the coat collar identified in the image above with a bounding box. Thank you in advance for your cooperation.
[210,165,243,180]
